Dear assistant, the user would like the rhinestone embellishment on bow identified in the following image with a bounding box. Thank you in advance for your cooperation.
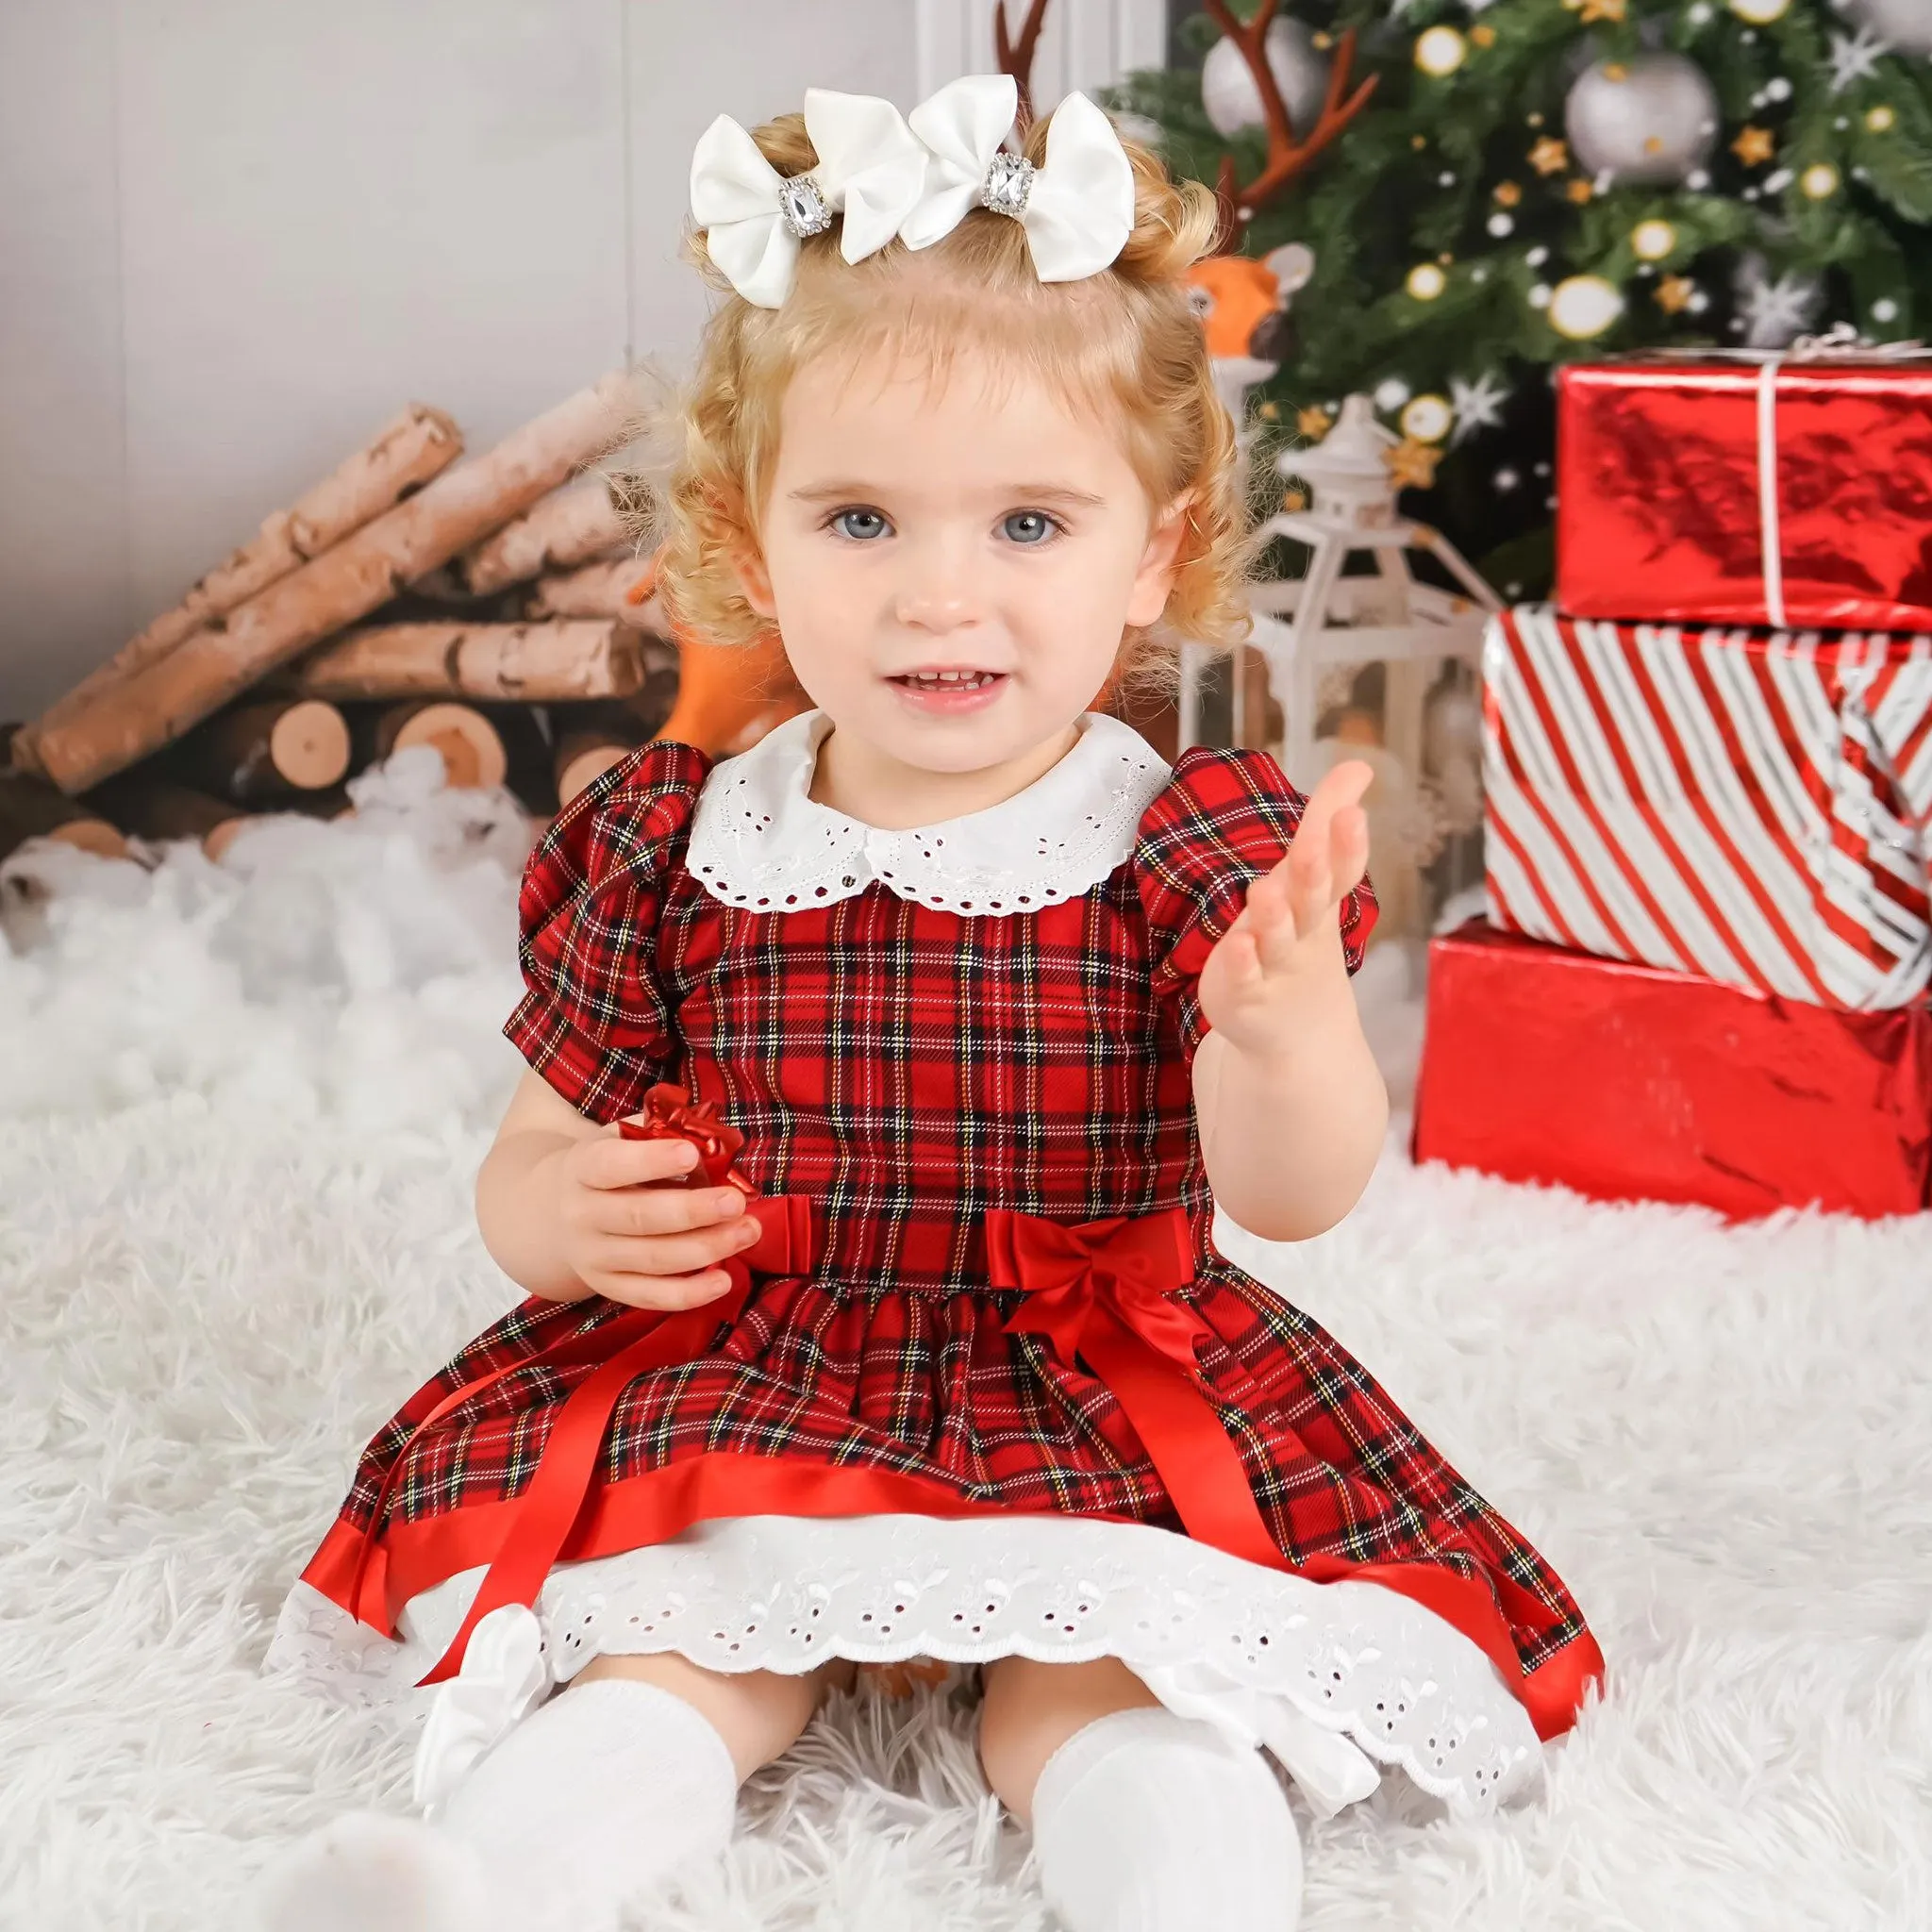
[980,151,1036,218]
[777,174,833,239]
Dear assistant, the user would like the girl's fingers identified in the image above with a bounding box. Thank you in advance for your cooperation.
[1302,758,1376,839]
[582,1130,700,1190]
[600,1186,745,1240]
[1240,866,1295,958]
[1329,804,1371,900]
[594,1214,761,1277]
[1267,831,1324,944]
[1212,920,1264,989]
[598,1268,737,1311]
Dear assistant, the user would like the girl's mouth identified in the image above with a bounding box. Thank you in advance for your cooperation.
[887,670,1009,712]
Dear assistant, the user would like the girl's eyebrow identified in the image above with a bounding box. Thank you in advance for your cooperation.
[787,481,1107,508]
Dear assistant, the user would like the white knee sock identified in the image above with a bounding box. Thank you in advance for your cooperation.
[251,1678,740,1932]
[1028,1706,1303,1932]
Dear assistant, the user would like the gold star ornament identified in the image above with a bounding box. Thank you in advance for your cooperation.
[1732,125,1775,167]
[1384,438,1443,491]
[1296,405,1334,439]
[1494,180,1524,207]
[1579,0,1626,20]
[1566,177,1594,204]
[1529,137,1570,175]
[1654,275,1695,313]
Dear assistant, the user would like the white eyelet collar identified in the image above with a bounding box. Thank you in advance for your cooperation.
[685,708,1172,915]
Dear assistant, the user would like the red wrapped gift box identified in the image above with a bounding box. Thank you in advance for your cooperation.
[1555,352,1932,632]
[1483,606,1932,1010]
[1412,921,1932,1222]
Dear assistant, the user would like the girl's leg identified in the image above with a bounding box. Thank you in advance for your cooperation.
[254,1653,855,1932]
[978,1656,1304,1932]
[575,1648,858,1781]
[976,1654,1163,1826]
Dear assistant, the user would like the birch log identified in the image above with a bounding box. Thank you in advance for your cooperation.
[293,621,641,702]
[369,703,508,791]
[185,697,352,803]
[0,770,130,861]
[30,371,636,794]
[81,772,252,854]
[452,481,627,593]
[522,556,656,623]
[12,406,460,775]
[553,737,621,805]
[553,700,651,806]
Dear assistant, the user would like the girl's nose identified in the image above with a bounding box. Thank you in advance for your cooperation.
[892,537,980,633]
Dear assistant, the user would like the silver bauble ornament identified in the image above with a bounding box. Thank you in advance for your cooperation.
[1564,54,1720,186]
[1847,0,1932,55]
[1201,17,1331,142]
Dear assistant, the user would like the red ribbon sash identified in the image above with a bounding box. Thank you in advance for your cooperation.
[363,1086,1277,1686]
[398,1085,815,1685]
[986,1206,1284,1571]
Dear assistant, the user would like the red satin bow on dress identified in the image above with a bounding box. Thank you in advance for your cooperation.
[380,1083,816,1685]
[985,1206,1284,1571]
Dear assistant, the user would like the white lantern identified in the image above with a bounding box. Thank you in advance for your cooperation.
[1175,395,1503,935]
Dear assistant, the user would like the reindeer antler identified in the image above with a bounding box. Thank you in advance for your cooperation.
[994,0,1052,129]
[1202,0,1378,254]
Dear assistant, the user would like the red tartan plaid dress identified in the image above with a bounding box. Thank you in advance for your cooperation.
[279,708,1602,1816]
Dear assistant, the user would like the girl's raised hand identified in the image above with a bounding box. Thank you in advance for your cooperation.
[1193,759,1374,1063]
[541,1120,764,1309]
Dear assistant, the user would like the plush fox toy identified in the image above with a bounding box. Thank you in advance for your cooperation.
[1186,242,1312,375]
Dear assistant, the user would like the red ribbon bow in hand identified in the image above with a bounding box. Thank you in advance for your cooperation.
[619,1082,753,1191]
[409,1083,814,1686]
[618,1082,809,1276]
[986,1206,1283,1572]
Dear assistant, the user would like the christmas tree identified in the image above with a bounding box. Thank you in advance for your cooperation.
[1106,0,1932,597]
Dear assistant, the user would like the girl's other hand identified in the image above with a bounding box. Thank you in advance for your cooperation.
[540,1123,762,1309]
[1194,759,1374,1062]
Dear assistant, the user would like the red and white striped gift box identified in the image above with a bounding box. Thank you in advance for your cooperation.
[1482,606,1932,1010]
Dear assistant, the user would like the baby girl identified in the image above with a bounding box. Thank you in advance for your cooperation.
[254,73,1600,1932]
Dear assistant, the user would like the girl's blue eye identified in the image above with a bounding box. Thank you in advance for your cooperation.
[1002,509,1059,545]
[832,508,891,541]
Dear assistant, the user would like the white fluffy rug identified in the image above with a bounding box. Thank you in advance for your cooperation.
[2,754,1927,1932]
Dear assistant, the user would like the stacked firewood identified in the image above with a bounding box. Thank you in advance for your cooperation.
[1,373,696,865]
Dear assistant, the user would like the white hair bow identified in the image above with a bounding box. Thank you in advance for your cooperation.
[901,75,1134,282]
[690,87,928,308]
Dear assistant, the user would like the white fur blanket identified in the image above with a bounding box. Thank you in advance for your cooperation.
[1,755,1924,1930]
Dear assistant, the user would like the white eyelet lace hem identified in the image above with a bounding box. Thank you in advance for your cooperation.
[682,709,1172,914]
[263,1512,1543,1823]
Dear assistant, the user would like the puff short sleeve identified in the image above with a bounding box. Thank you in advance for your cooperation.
[1133,746,1379,1064]
[502,741,713,1123]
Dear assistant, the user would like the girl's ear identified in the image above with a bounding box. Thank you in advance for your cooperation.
[1124,493,1192,628]
[736,543,777,621]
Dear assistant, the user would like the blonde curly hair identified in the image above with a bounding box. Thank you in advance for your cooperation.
[645,101,1254,707]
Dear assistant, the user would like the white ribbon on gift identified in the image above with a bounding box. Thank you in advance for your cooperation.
[690,88,928,308]
[1653,326,1931,630]
[901,74,1135,282]
[409,1603,552,1820]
